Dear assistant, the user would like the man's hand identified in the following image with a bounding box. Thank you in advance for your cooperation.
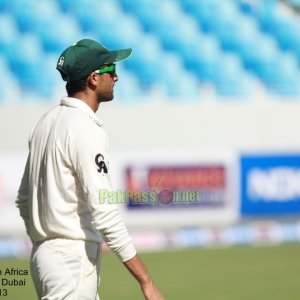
[123,254,165,300]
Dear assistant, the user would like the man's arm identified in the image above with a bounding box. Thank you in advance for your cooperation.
[15,154,31,236]
[69,126,137,261]
[123,254,165,300]
[69,126,164,299]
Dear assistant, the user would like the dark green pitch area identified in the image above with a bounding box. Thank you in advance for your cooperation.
[1,244,300,300]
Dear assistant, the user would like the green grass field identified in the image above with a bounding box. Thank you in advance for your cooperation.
[1,243,300,300]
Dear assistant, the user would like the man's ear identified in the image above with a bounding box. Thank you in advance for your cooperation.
[88,72,100,87]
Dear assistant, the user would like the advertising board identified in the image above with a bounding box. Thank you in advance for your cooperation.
[241,154,300,216]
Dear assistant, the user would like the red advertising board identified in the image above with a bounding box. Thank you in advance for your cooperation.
[125,165,227,208]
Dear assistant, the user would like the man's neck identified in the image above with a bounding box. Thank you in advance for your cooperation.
[71,92,99,113]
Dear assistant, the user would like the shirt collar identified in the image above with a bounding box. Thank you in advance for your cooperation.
[60,96,103,127]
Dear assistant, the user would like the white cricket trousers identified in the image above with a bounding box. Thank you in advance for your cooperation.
[30,239,101,300]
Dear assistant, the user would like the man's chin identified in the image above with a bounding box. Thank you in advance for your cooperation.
[98,95,114,103]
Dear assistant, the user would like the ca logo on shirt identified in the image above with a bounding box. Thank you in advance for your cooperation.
[95,154,108,174]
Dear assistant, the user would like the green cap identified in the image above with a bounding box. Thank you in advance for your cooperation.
[56,39,132,81]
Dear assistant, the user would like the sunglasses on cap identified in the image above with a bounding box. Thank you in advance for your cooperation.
[94,64,116,76]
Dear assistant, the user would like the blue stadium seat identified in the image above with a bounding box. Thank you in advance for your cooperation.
[67,0,97,32]
[156,53,201,99]
[71,0,124,33]
[34,15,82,54]
[195,0,218,31]
[157,16,201,53]
[182,0,218,19]
[126,0,160,33]
[37,54,63,99]
[234,0,255,15]
[137,1,202,54]
[185,35,223,82]
[216,73,259,98]
[182,0,240,32]
[124,35,165,90]
[0,0,300,100]
[213,14,261,52]
[0,14,20,58]
[94,15,144,51]
[6,35,47,94]
[118,0,142,13]
[254,0,284,33]
[7,0,36,32]
[129,0,188,37]
[254,1,300,59]
[269,16,300,54]
[253,38,282,78]
[260,54,300,96]
[57,0,74,13]
[9,0,62,34]
[236,35,280,73]
[213,54,257,97]
[114,65,146,102]
[209,1,242,32]
[0,0,10,13]
[0,55,19,102]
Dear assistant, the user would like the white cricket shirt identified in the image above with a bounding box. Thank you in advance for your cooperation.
[16,97,136,262]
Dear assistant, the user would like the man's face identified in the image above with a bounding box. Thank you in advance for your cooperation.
[95,64,118,102]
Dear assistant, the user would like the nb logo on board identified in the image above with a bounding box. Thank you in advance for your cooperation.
[247,167,300,201]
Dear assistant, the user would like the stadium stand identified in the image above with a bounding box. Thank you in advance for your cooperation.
[0,0,300,101]
[288,0,300,10]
